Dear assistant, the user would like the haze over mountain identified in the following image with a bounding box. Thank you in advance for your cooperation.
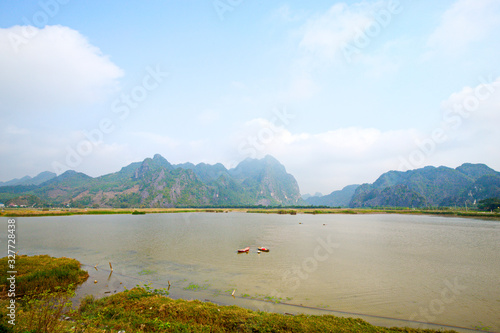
[349,163,500,208]
[2,156,499,209]
[0,171,56,187]
[304,185,360,207]
[301,163,500,209]
[0,155,304,208]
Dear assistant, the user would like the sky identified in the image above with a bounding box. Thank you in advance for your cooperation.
[1,0,499,195]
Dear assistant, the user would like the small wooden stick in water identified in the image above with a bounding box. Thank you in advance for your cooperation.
[94,265,98,271]
[231,290,235,298]
[109,262,113,271]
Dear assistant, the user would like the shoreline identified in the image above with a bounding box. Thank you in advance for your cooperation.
[2,207,499,220]
[74,264,486,333]
[0,255,464,333]
[2,255,496,332]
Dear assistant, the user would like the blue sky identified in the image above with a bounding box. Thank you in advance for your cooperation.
[1,0,499,194]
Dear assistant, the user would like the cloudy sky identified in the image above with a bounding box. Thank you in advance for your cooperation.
[1,0,499,195]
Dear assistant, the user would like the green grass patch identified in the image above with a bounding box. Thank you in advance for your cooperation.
[248,209,297,215]
[264,295,283,304]
[138,269,156,275]
[183,282,210,291]
[0,207,234,217]
[5,207,499,220]
[0,254,88,298]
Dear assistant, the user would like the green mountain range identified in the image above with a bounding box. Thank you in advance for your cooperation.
[0,171,56,187]
[349,163,500,208]
[304,185,360,207]
[0,154,304,208]
[302,163,500,209]
[2,159,499,209]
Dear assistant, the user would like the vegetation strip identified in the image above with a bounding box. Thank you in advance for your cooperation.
[2,207,499,219]
[0,255,88,298]
[0,208,231,217]
[73,288,460,333]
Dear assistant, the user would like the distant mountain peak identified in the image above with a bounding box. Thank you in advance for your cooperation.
[175,162,196,169]
[305,185,359,207]
[146,154,173,168]
[0,171,56,187]
[350,163,500,208]
[262,154,280,163]
[57,170,91,180]
[0,154,305,207]
[153,153,165,161]
[456,163,498,180]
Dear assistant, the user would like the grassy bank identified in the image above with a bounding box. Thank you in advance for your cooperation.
[2,207,499,220]
[0,207,233,217]
[0,255,89,298]
[73,287,455,333]
[0,255,459,332]
[307,208,500,219]
[0,255,89,333]
[248,208,500,220]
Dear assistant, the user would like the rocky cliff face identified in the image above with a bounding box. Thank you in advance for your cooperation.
[0,154,304,208]
[228,155,303,206]
[349,163,500,208]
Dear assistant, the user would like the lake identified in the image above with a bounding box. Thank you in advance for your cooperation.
[3,212,499,332]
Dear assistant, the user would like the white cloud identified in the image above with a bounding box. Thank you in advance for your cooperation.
[427,0,500,55]
[439,76,500,140]
[229,74,500,194]
[280,1,403,102]
[299,3,371,60]
[0,124,130,179]
[229,116,420,193]
[298,1,394,63]
[424,77,500,173]
[0,25,124,115]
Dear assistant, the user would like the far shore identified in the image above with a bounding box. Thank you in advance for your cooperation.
[1,207,499,220]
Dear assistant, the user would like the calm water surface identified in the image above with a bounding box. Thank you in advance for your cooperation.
[3,213,499,331]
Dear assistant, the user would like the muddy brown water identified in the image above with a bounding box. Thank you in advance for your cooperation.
[3,213,499,332]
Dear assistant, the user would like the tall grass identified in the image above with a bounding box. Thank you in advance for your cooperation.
[0,255,90,333]
[18,285,75,333]
[1,207,233,217]
[0,255,88,298]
